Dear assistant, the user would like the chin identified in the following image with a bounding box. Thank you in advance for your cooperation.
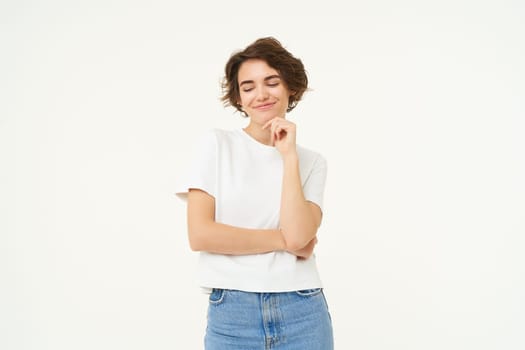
[263,111,286,120]
[250,112,274,123]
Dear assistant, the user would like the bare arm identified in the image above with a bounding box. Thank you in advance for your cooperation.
[290,236,318,259]
[264,118,323,251]
[187,189,287,254]
[280,153,322,251]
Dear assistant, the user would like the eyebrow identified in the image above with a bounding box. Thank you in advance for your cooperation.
[239,74,281,87]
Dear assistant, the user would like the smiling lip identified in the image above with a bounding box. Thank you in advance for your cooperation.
[254,102,275,110]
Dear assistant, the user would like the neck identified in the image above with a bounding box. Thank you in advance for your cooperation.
[244,122,272,146]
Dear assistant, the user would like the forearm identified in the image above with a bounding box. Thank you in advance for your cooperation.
[187,189,287,255]
[279,152,318,251]
[189,221,286,255]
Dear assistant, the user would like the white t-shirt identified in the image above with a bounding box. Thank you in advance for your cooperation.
[176,128,327,292]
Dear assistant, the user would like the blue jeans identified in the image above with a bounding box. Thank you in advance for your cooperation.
[205,288,334,349]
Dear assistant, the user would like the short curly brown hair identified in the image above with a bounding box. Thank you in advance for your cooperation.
[221,37,308,115]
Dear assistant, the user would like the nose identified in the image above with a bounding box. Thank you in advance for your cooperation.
[255,86,269,101]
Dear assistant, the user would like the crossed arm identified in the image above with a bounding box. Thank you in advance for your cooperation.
[186,118,322,258]
[186,153,321,258]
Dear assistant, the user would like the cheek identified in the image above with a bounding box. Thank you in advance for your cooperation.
[239,92,253,106]
[279,91,291,104]
[237,93,245,106]
[276,86,290,99]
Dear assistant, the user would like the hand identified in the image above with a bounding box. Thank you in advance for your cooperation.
[262,118,297,156]
[288,236,317,259]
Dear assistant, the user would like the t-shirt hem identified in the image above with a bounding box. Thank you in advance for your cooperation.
[198,281,324,294]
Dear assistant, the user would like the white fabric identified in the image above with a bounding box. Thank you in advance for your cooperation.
[175,128,327,292]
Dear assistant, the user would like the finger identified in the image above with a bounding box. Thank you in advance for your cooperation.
[274,124,281,141]
[277,124,285,142]
[273,120,282,143]
[275,124,286,141]
[270,121,276,145]
[262,118,277,130]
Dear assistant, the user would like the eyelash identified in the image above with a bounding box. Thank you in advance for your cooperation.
[242,82,279,93]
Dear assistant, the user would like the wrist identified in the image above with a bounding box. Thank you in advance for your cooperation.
[281,150,298,163]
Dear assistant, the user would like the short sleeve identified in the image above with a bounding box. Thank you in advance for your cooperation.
[303,154,328,212]
[174,129,217,201]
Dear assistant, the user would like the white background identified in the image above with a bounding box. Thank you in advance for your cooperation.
[2,0,524,349]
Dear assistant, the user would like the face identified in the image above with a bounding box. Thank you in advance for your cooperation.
[237,59,292,125]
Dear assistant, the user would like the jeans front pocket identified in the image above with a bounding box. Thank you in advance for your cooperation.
[295,288,323,297]
[209,288,226,305]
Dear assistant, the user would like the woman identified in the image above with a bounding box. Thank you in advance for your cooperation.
[176,37,333,349]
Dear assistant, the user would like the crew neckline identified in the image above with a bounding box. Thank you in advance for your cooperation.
[238,128,277,151]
